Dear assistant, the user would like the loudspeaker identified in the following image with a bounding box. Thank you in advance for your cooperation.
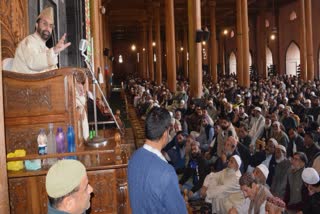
[195,30,203,43]
[103,48,110,56]
[203,30,210,42]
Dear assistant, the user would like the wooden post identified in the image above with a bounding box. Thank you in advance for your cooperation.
[148,17,154,81]
[299,0,307,81]
[209,0,218,84]
[165,0,177,92]
[241,0,250,88]
[0,22,10,214]
[154,3,162,85]
[188,0,202,98]
[236,0,243,86]
[305,0,314,80]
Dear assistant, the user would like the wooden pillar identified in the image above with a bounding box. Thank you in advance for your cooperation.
[90,0,102,75]
[188,0,202,98]
[236,0,243,86]
[0,23,10,214]
[305,0,314,80]
[154,3,162,85]
[241,0,250,88]
[183,26,189,80]
[141,22,148,79]
[256,8,267,79]
[176,39,182,75]
[102,7,112,97]
[148,17,154,81]
[209,0,218,84]
[220,35,226,75]
[299,0,307,81]
[165,0,177,92]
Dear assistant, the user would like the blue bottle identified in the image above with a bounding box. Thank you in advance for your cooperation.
[67,125,76,159]
[56,127,65,155]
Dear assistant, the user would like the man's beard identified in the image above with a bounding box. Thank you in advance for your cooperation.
[275,155,285,163]
[37,28,51,41]
[221,125,229,130]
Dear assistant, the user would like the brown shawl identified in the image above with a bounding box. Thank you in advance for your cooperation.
[248,184,272,214]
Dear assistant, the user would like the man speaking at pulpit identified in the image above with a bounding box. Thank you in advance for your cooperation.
[12,7,71,73]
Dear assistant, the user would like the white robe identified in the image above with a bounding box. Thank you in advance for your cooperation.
[12,33,58,73]
[204,168,242,214]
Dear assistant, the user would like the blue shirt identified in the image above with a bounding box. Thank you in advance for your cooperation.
[128,147,187,214]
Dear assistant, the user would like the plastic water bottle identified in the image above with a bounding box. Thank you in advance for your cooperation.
[37,128,47,155]
[67,125,76,159]
[56,127,65,155]
[47,123,57,165]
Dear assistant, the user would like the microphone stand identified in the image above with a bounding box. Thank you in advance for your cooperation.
[81,51,123,148]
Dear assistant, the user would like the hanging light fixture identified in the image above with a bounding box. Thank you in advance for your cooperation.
[270,0,277,40]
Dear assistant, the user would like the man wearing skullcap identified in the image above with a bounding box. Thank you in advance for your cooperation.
[270,121,289,149]
[270,144,291,199]
[201,155,243,214]
[46,159,93,214]
[12,7,71,73]
[301,167,320,214]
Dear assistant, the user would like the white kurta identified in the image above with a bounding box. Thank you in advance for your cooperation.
[204,168,242,214]
[12,33,58,73]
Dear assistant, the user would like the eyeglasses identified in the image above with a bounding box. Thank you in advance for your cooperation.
[39,20,55,29]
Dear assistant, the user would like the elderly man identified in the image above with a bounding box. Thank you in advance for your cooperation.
[12,7,71,73]
[270,145,291,199]
[46,160,93,214]
[249,106,265,146]
[301,167,320,214]
[270,121,289,148]
[215,136,241,172]
[253,164,269,186]
[201,155,242,214]
[284,152,308,214]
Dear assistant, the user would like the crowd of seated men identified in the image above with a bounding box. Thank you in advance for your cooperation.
[126,73,320,213]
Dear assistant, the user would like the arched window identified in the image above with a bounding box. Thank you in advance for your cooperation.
[286,42,300,76]
[289,11,297,21]
[266,46,273,70]
[229,52,237,75]
[265,19,270,28]
[230,30,235,38]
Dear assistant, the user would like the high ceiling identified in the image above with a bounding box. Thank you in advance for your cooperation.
[105,0,296,41]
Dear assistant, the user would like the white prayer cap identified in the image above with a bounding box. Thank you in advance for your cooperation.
[231,155,242,169]
[278,104,285,109]
[302,167,320,185]
[254,106,262,112]
[169,111,173,118]
[276,144,286,154]
[272,121,281,128]
[256,164,269,179]
[268,138,278,146]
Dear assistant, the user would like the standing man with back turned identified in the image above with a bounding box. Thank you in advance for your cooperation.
[12,7,71,73]
[128,107,187,214]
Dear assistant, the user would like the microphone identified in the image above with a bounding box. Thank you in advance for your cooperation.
[79,39,88,53]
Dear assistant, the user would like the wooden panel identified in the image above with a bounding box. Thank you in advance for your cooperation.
[2,68,85,154]
[88,169,118,213]
[0,0,29,58]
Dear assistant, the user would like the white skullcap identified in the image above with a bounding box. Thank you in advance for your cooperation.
[268,138,278,146]
[169,111,173,118]
[276,144,286,153]
[302,167,320,185]
[257,164,269,179]
[272,121,281,127]
[278,104,285,109]
[231,155,242,169]
[254,106,262,112]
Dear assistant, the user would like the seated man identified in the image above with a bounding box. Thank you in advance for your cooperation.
[45,160,93,214]
[201,155,242,214]
[179,142,209,201]
[162,131,188,174]
[12,7,70,73]
[229,172,272,214]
